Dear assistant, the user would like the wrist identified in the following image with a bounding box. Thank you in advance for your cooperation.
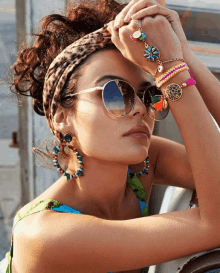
[182,45,194,63]
[160,70,191,95]
[162,61,186,72]
[153,60,187,81]
[154,62,189,88]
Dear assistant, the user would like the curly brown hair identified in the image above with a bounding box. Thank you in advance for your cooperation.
[10,0,127,170]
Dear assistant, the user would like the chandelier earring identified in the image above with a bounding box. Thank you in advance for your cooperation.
[130,156,150,178]
[52,133,84,181]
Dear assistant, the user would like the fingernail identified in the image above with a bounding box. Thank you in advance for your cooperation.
[124,14,130,22]
[131,14,138,19]
[120,19,124,26]
[114,21,122,29]
[114,21,119,29]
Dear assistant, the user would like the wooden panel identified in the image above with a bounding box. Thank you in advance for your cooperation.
[25,0,66,198]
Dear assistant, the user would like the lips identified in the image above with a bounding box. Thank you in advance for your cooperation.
[123,125,151,139]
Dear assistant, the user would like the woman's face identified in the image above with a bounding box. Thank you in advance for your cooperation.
[64,49,155,166]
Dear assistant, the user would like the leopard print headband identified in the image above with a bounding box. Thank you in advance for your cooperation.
[43,25,113,141]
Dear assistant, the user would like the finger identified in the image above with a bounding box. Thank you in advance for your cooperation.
[130,4,178,23]
[107,21,119,36]
[114,0,139,29]
[130,4,188,45]
[106,21,113,34]
[119,20,144,49]
[123,0,159,23]
[107,21,126,52]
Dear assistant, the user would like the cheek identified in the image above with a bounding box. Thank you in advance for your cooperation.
[74,99,119,156]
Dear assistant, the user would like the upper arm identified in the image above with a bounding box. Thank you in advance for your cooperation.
[32,209,220,273]
[151,135,195,190]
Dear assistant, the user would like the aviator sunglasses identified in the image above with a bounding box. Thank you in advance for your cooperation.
[70,79,169,121]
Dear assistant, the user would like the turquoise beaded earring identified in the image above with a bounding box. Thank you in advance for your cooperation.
[52,133,84,181]
[139,156,150,177]
[129,156,150,179]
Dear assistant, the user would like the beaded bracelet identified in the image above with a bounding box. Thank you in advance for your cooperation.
[161,76,197,102]
[155,64,189,88]
[156,66,189,88]
[130,23,165,74]
[153,58,186,79]
[155,62,187,83]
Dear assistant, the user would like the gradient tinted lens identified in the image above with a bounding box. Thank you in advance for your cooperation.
[103,80,135,117]
[143,85,170,121]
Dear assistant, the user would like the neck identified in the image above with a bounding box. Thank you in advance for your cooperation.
[65,158,131,219]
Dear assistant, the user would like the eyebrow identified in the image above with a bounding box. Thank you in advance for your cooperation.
[94,74,152,89]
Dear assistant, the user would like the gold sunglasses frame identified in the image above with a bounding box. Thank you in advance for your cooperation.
[68,79,168,120]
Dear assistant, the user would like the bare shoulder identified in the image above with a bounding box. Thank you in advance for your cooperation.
[12,209,93,273]
[13,210,107,273]
[12,210,49,273]
[12,206,219,273]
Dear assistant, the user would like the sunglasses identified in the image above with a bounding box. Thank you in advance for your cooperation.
[70,80,169,121]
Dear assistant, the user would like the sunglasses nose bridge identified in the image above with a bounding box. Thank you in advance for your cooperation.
[133,92,148,114]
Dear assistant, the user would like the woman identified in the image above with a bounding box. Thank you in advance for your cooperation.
[2,0,220,272]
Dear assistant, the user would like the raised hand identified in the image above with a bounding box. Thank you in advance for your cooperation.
[113,0,189,54]
[107,14,183,76]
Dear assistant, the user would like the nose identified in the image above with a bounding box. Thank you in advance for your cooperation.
[136,92,147,107]
[129,92,148,116]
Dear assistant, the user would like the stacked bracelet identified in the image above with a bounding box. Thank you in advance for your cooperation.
[161,74,196,102]
[155,62,187,83]
[153,58,186,79]
[155,63,189,88]
[157,66,189,88]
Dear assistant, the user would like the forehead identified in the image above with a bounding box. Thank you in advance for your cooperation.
[77,49,151,89]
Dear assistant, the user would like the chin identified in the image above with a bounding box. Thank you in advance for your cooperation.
[125,152,149,166]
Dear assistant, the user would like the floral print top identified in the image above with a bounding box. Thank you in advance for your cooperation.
[5,168,149,273]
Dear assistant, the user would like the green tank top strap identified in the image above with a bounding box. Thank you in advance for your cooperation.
[127,167,148,217]
[5,199,62,273]
[13,199,62,230]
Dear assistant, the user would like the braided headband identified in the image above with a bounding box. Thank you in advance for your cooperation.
[43,26,113,140]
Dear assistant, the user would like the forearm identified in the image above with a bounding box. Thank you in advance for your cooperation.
[182,46,220,127]
[160,68,220,224]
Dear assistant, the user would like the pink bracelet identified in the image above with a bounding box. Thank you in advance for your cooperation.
[180,77,196,88]
[156,63,188,86]
[160,74,197,103]
[160,64,187,82]
[156,66,189,88]
[188,68,194,78]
